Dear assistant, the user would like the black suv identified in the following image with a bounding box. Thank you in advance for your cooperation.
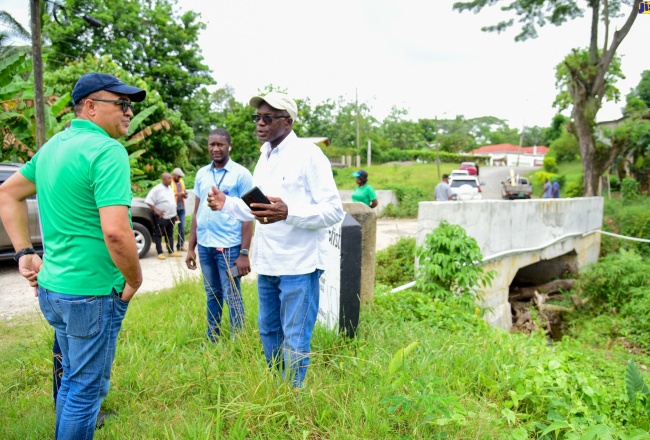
[0,163,154,260]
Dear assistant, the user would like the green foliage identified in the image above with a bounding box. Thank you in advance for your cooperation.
[45,0,214,117]
[601,197,650,257]
[621,178,641,201]
[543,155,559,173]
[45,55,195,187]
[636,70,650,109]
[415,221,494,308]
[564,179,584,198]
[577,249,650,310]
[554,48,624,116]
[383,185,428,218]
[375,237,416,288]
[626,360,650,417]
[0,53,74,162]
[550,127,581,163]
[621,289,650,351]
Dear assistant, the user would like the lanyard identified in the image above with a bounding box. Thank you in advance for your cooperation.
[212,168,227,191]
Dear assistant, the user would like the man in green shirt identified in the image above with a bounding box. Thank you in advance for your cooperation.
[0,72,145,439]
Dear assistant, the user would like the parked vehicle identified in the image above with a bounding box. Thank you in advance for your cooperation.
[501,176,533,200]
[449,169,469,179]
[449,175,484,201]
[0,163,154,260]
[459,161,479,176]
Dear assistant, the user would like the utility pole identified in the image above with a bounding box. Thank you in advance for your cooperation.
[30,0,46,149]
[355,88,360,151]
[435,116,441,178]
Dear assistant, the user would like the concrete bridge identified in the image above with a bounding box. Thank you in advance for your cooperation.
[416,197,604,330]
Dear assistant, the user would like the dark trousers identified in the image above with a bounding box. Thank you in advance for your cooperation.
[154,216,175,254]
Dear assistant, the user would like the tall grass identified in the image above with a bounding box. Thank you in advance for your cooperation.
[0,278,509,439]
[2,273,650,438]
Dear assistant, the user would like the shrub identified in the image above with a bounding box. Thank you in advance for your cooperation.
[415,221,494,309]
[601,197,650,257]
[543,155,559,173]
[621,177,640,201]
[564,179,583,198]
[375,237,416,288]
[383,185,428,218]
[577,249,650,310]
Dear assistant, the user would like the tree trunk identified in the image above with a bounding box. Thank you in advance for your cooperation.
[569,1,641,197]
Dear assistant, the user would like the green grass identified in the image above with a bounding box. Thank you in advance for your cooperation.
[333,163,459,193]
[0,278,508,439]
[3,275,650,438]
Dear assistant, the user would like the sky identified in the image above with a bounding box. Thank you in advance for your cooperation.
[3,0,649,129]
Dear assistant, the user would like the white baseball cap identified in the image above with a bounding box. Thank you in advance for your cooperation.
[249,92,298,120]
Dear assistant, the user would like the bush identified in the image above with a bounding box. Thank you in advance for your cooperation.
[375,237,416,288]
[415,221,494,309]
[621,177,640,201]
[620,287,650,350]
[577,249,650,310]
[601,197,650,257]
[564,179,583,198]
[383,185,428,218]
[543,155,559,173]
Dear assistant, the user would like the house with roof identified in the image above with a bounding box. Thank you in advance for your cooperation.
[471,143,549,167]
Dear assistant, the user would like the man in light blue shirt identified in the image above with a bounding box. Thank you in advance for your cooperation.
[186,128,253,341]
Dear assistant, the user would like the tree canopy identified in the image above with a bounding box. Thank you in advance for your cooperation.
[453,0,642,196]
[44,0,214,118]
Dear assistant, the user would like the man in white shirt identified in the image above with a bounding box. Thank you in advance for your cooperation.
[207,92,344,387]
[145,172,181,260]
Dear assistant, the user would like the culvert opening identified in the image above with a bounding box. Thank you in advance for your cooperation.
[508,251,582,340]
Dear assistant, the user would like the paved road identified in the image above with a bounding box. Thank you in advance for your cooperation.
[476,166,539,200]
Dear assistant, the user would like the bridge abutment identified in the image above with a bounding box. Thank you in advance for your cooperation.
[417,198,603,330]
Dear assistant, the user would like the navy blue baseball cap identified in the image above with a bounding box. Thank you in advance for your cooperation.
[72,72,146,105]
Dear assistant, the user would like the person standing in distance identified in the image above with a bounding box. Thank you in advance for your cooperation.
[351,169,378,208]
[145,173,182,260]
[434,173,453,201]
[0,72,145,439]
[551,177,561,198]
[171,167,188,251]
[206,92,344,387]
[186,128,253,341]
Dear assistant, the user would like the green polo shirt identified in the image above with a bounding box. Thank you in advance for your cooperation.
[21,119,132,295]
[351,184,377,207]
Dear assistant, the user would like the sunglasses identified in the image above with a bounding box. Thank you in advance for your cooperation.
[251,114,290,124]
[89,99,133,114]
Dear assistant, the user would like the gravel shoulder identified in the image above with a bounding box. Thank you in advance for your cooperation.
[0,219,418,322]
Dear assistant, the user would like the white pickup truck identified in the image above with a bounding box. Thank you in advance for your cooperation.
[501,176,533,200]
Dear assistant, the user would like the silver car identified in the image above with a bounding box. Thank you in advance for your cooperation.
[0,163,154,260]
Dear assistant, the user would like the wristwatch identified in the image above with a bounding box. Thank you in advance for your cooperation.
[14,247,36,262]
[240,249,249,256]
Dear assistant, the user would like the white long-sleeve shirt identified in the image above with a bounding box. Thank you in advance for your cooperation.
[222,131,344,276]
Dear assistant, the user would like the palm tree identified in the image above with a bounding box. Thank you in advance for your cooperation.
[0,10,30,59]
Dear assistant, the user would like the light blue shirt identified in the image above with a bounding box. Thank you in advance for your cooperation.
[194,159,253,248]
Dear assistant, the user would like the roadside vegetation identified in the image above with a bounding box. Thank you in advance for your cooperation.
[3,215,650,438]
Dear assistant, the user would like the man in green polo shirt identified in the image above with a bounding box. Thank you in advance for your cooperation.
[0,72,145,439]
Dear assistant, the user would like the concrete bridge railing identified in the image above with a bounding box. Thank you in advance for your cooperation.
[417,197,604,330]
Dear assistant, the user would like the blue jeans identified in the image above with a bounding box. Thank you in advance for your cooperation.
[198,244,245,341]
[176,208,186,249]
[38,286,129,440]
[257,270,323,387]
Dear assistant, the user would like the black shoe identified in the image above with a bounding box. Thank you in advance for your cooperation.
[96,411,117,430]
